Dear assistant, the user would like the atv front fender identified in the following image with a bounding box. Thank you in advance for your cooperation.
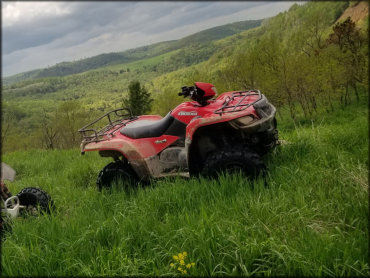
[185,95,276,142]
[185,108,254,142]
[184,96,277,172]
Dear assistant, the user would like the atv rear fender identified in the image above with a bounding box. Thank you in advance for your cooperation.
[82,134,181,180]
[83,140,152,180]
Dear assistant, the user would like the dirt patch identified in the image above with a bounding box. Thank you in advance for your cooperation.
[337,1,369,24]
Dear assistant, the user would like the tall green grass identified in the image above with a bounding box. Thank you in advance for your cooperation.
[1,100,368,276]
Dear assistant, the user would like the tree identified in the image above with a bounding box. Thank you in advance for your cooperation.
[1,103,25,143]
[41,108,58,149]
[56,100,88,148]
[327,17,367,103]
[123,81,153,115]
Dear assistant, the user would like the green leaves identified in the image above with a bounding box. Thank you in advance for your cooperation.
[123,81,153,116]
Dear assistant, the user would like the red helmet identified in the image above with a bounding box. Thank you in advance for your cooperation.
[195,82,217,100]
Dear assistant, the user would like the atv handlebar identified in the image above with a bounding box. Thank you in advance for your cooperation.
[178,86,196,97]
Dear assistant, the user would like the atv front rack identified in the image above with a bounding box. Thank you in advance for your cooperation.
[79,108,137,144]
[214,90,261,115]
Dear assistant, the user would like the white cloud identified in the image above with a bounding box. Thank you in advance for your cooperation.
[2,1,301,77]
[2,1,71,27]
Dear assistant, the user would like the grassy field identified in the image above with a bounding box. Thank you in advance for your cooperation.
[1,99,368,276]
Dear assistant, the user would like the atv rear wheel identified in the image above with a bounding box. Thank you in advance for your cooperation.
[97,160,138,191]
[17,187,54,216]
[201,147,266,178]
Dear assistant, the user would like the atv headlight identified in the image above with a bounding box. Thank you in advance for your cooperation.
[234,116,254,126]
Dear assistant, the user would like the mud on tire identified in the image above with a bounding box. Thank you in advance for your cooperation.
[201,146,266,178]
[17,187,54,215]
[97,160,138,191]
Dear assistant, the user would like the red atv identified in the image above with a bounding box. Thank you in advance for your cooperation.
[79,82,278,190]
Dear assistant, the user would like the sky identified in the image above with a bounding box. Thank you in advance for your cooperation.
[2,1,301,77]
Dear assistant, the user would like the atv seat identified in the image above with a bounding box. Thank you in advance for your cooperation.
[120,112,174,139]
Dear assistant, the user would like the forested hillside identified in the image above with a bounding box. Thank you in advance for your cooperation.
[149,1,368,116]
[2,19,262,85]
[1,1,368,153]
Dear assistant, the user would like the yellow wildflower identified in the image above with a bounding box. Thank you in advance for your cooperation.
[178,267,183,272]
[191,262,195,266]
[170,263,174,268]
[180,259,185,265]
[186,264,191,269]
[173,255,178,261]
[178,253,183,260]
[183,251,187,257]
[183,270,187,274]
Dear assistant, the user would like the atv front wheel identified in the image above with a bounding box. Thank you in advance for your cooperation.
[17,187,54,216]
[201,147,266,178]
[97,160,138,191]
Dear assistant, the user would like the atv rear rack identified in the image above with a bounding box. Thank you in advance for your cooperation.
[78,108,137,144]
[214,90,261,115]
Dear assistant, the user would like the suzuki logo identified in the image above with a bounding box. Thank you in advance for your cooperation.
[178,111,197,116]
[155,139,167,144]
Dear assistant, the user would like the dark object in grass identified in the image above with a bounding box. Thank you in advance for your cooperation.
[1,163,55,234]
[17,187,55,216]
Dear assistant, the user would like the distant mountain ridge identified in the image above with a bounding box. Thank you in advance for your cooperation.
[3,19,262,85]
